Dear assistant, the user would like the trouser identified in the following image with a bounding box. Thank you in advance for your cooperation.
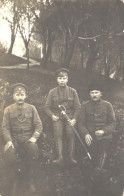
[52,119,75,160]
[4,140,39,170]
[88,138,111,168]
[4,140,39,195]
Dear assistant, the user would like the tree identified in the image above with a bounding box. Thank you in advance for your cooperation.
[17,2,35,70]
[27,0,59,67]
[0,0,20,54]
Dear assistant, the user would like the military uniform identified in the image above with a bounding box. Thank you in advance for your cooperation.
[2,83,43,195]
[45,68,81,165]
[78,99,116,168]
[45,86,80,120]
[2,103,43,143]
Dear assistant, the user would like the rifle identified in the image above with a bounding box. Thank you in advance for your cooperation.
[58,105,91,160]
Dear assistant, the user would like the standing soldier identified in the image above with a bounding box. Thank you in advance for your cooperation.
[45,68,81,165]
[2,83,44,195]
[78,83,116,174]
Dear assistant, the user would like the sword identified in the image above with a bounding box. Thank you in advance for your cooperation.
[58,105,91,160]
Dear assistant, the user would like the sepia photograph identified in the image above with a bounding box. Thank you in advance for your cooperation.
[0,0,124,196]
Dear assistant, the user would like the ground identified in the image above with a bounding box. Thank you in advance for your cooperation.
[0,54,123,196]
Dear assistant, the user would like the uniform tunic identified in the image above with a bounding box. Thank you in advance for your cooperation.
[78,99,116,140]
[2,103,43,143]
[45,86,81,120]
[78,99,116,165]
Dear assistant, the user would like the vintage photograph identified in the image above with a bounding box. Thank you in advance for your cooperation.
[0,0,124,196]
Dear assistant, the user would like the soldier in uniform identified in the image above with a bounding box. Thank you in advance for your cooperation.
[78,84,116,173]
[45,68,81,165]
[2,83,44,195]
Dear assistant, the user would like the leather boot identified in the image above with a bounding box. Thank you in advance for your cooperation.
[27,159,39,194]
[95,151,107,175]
[7,166,19,196]
[68,137,77,164]
[97,151,107,170]
[52,138,64,165]
[28,169,36,193]
[10,178,19,196]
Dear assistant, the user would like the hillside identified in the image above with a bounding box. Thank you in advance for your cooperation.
[0,53,28,66]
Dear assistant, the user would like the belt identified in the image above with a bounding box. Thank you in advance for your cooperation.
[13,129,32,134]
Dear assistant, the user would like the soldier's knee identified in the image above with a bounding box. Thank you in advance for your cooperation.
[4,147,17,166]
[54,129,63,138]
[66,128,74,139]
[26,142,39,159]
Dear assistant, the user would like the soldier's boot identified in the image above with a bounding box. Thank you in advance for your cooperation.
[52,138,64,165]
[68,137,77,164]
[10,178,19,196]
[95,151,107,174]
[28,169,36,193]
[27,159,39,194]
[8,167,20,196]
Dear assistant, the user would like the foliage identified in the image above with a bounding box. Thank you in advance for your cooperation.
[0,0,21,54]
[1,0,124,79]
[0,79,10,129]
[0,42,7,53]
[26,0,124,79]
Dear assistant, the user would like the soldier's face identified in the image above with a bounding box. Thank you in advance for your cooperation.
[13,91,27,105]
[90,90,102,102]
[57,76,68,86]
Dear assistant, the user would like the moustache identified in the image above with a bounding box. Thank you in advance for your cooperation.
[92,96,97,98]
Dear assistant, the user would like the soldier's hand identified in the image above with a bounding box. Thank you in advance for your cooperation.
[4,141,14,152]
[68,119,76,126]
[95,130,104,136]
[85,134,92,146]
[52,115,59,121]
[29,137,37,143]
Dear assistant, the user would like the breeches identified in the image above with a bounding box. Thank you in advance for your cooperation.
[88,138,111,166]
[4,141,39,168]
[52,119,74,139]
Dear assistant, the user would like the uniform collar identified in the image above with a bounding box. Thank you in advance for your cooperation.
[58,85,68,90]
[90,98,102,105]
[14,102,27,108]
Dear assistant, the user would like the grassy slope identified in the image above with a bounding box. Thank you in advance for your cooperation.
[0,52,122,102]
[0,53,28,66]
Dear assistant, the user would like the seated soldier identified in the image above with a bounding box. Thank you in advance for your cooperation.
[78,83,116,175]
[2,83,44,196]
[45,68,81,165]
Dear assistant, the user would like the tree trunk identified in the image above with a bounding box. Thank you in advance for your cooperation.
[85,40,97,76]
[41,42,47,67]
[24,43,30,71]
[8,34,16,54]
[63,23,79,67]
[40,28,47,67]
[45,31,53,66]
[64,39,76,67]
[40,30,53,68]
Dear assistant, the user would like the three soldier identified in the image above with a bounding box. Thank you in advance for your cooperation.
[1,69,117,195]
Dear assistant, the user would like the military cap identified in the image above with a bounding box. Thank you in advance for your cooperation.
[12,83,28,94]
[88,83,103,92]
[55,68,69,77]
